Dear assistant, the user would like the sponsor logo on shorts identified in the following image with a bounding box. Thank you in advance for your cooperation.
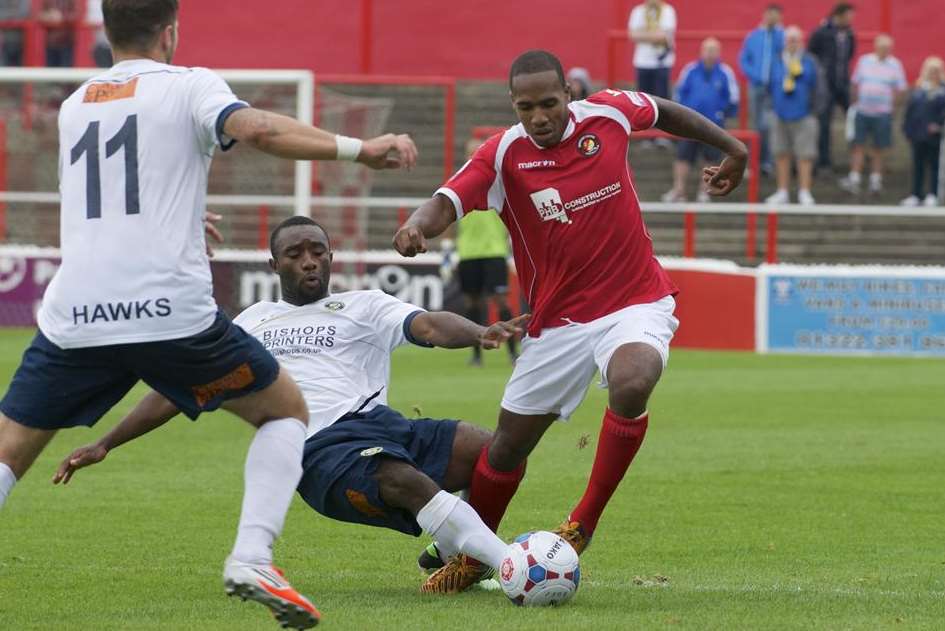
[577,133,601,157]
[192,363,255,408]
[360,446,384,457]
[324,301,346,311]
[643,331,666,347]
[500,557,515,582]
[345,488,386,518]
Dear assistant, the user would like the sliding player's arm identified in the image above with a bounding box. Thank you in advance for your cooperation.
[409,311,530,350]
[223,108,418,170]
[52,391,181,485]
[650,96,748,196]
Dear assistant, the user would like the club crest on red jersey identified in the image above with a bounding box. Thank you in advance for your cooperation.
[577,133,601,157]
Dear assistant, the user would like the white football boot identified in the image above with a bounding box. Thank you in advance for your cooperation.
[224,557,320,629]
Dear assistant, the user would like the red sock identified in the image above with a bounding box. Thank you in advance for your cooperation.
[570,408,649,536]
[466,443,526,532]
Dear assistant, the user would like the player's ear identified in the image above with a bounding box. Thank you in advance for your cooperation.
[268,257,277,272]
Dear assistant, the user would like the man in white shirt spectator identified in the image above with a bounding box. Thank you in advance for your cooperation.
[839,34,907,195]
[628,0,676,100]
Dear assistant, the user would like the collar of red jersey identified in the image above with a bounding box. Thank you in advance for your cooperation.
[527,114,576,150]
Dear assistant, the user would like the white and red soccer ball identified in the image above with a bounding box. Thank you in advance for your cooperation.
[499,531,580,606]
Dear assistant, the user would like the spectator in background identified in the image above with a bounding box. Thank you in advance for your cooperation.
[39,0,78,67]
[808,2,856,172]
[567,67,591,101]
[629,0,675,149]
[767,26,820,206]
[456,138,519,367]
[901,56,945,207]
[86,0,111,67]
[0,0,30,66]
[839,34,907,196]
[738,3,784,175]
[663,38,739,203]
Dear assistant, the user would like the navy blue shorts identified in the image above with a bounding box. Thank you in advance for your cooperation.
[676,139,722,164]
[0,311,279,429]
[853,112,893,149]
[297,405,459,536]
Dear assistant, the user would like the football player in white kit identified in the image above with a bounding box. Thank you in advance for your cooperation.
[0,1,417,628]
[54,217,529,596]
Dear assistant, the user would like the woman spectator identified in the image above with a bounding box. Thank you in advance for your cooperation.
[901,56,945,207]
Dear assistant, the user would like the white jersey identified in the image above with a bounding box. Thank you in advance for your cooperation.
[233,290,427,437]
[39,58,247,349]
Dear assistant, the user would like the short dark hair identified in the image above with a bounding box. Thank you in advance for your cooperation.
[269,216,331,256]
[509,50,566,91]
[832,2,854,16]
[765,3,783,12]
[102,0,179,51]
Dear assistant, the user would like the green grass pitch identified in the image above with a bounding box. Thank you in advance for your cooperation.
[0,327,943,630]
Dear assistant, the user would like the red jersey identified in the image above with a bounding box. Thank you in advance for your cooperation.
[438,89,678,336]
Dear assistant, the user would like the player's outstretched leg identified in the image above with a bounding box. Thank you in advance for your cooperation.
[465,409,553,532]
[558,343,663,554]
[0,413,56,509]
[222,370,320,629]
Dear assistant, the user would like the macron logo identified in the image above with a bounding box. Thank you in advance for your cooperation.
[518,160,556,170]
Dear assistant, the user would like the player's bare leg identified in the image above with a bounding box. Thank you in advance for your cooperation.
[0,414,56,508]
[221,369,320,629]
[560,342,663,553]
[458,409,553,536]
[368,425,506,595]
[416,421,491,574]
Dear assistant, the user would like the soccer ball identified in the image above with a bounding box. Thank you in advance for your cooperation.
[499,531,580,606]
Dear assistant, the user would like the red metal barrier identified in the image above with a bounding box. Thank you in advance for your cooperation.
[257,205,270,250]
[683,212,696,257]
[766,213,778,264]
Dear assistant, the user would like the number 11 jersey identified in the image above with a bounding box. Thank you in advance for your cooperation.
[39,58,246,349]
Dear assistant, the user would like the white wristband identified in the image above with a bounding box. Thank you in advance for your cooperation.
[335,135,363,161]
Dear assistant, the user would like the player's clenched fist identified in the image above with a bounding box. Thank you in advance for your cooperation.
[358,133,419,170]
[393,224,427,257]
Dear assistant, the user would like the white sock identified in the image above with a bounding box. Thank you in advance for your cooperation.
[416,490,508,570]
[0,462,16,509]
[231,418,306,565]
[849,171,861,183]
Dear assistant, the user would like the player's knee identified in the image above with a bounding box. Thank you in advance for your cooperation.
[608,373,656,417]
[375,459,430,510]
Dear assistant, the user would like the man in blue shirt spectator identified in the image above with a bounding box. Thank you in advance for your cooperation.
[739,4,784,174]
[662,37,739,203]
[767,26,821,206]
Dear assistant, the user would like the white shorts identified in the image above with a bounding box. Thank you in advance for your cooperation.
[501,296,678,420]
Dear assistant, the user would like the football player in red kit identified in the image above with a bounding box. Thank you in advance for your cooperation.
[395,49,747,592]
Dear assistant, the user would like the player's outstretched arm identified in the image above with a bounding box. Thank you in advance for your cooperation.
[52,391,181,485]
[409,312,529,349]
[393,194,456,257]
[223,108,418,170]
[651,96,749,196]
